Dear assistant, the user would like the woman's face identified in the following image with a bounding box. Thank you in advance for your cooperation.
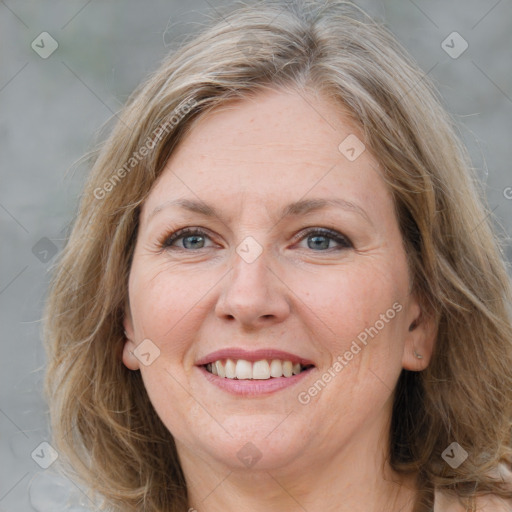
[123,87,434,477]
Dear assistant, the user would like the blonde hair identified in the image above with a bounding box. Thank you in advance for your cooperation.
[43,1,512,510]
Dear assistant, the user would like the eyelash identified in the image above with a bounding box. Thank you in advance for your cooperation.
[160,227,353,252]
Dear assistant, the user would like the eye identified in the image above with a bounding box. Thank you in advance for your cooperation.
[160,226,352,252]
[294,227,352,251]
[161,228,215,250]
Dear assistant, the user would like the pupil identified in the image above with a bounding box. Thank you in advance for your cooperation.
[308,235,329,250]
[184,235,204,249]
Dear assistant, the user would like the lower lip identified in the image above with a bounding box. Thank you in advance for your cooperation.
[197,365,315,397]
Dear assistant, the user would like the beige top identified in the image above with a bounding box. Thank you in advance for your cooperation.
[433,461,512,511]
[433,491,512,511]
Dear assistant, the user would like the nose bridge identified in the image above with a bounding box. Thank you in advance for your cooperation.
[215,234,290,326]
[233,235,270,290]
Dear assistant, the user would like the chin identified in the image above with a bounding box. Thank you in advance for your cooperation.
[186,417,309,472]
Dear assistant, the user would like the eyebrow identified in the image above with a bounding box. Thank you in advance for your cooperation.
[147,197,372,225]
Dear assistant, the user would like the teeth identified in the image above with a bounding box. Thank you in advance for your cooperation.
[235,359,252,379]
[269,359,283,377]
[252,360,270,380]
[215,360,225,378]
[225,359,236,379]
[205,358,309,380]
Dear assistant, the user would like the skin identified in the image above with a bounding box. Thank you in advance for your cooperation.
[122,87,436,512]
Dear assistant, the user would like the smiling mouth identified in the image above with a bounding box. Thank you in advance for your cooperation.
[203,358,315,380]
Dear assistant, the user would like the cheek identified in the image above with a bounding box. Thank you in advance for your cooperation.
[127,260,202,353]
[291,260,406,352]
[293,264,407,420]
[128,262,212,438]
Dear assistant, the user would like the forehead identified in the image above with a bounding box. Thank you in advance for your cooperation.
[141,88,390,224]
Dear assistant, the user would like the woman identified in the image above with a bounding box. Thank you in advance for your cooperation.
[43,1,512,510]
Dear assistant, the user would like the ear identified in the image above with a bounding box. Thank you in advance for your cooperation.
[402,296,437,372]
[122,310,140,371]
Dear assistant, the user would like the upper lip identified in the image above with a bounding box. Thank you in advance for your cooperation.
[195,348,315,367]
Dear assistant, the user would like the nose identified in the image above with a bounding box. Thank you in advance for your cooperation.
[214,244,291,329]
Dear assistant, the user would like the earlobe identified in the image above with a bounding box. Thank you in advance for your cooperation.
[122,314,140,371]
[122,337,141,371]
[402,305,437,372]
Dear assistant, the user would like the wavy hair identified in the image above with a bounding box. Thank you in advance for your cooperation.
[43,1,512,510]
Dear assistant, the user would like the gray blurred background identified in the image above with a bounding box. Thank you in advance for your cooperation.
[1,0,511,510]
